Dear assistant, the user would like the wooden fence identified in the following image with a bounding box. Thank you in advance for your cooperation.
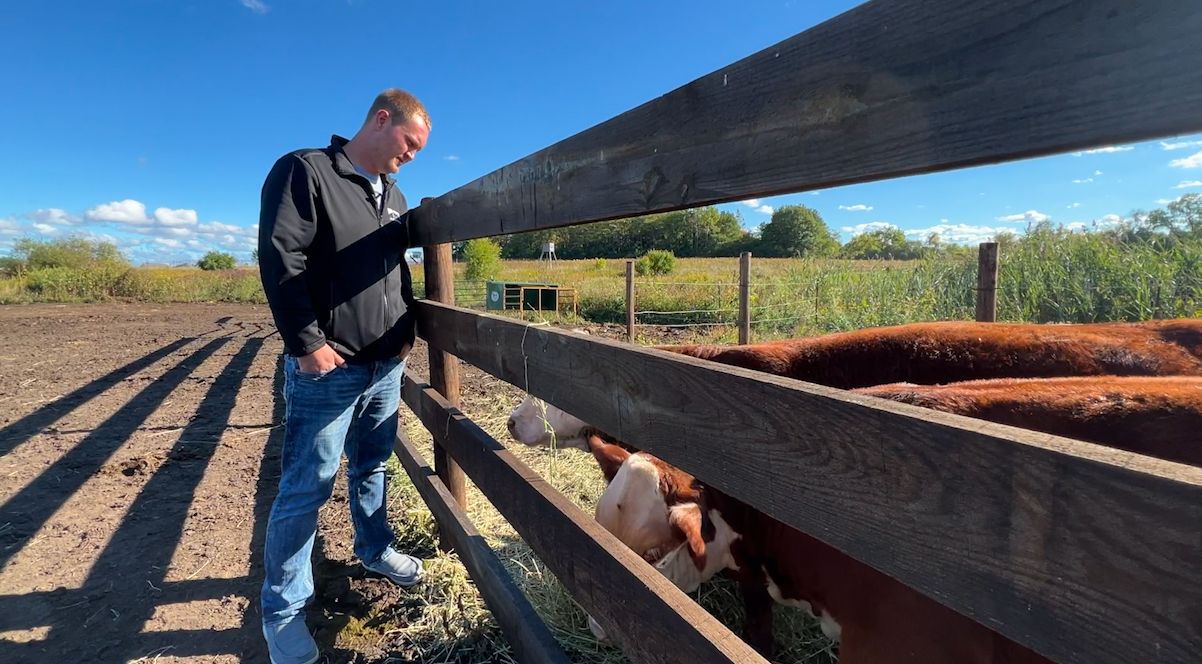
[395,1,1202,662]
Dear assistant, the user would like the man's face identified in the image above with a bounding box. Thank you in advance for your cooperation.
[378,113,429,174]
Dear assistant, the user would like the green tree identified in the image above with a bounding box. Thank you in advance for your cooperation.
[757,205,838,257]
[634,249,676,276]
[840,227,925,260]
[462,238,502,281]
[197,251,236,270]
[13,237,128,270]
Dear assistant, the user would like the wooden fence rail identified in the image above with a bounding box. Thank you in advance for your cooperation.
[399,377,766,664]
[411,0,1202,246]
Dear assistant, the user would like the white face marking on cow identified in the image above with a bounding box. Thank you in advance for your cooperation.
[766,572,841,642]
[594,455,675,559]
[506,395,590,450]
[652,508,742,592]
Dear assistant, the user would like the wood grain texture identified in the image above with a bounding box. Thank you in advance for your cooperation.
[393,429,571,664]
[976,242,999,323]
[410,0,1202,245]
[423,242,466,510]
[400,376,766,664]
[415,300,1202,664]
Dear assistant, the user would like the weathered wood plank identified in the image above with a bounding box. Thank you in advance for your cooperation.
[423,242,467,514]
[393,428,571,664]
[415,300,1202,664]
[410,0,1202,245]
[400,376,766,664]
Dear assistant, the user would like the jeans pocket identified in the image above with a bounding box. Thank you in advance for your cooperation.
[296,365,341,380]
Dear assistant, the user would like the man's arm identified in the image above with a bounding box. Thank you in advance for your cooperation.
[257,155,339,367]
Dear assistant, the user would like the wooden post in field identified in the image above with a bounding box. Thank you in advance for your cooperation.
[738,252,752,344]
[976,241,999,322]
[625,260,635,343]
[423,242,467,525]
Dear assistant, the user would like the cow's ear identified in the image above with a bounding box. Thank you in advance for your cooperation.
[669,503,708,571]
[587,434,630,483]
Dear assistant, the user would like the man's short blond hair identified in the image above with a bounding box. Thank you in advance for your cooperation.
[366,89,431,129]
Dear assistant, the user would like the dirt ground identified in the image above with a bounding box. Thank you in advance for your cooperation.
[0,302,715,664]
[0,303,436,663]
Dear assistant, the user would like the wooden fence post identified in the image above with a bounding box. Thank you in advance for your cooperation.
[976,241,999,322]
[626,260,635,343]
[423,243,467,529]
[738,252,752,344]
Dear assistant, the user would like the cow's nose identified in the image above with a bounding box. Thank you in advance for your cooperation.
[506,418,516,434]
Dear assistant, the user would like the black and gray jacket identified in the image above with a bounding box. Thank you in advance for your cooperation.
[258,135,416,362]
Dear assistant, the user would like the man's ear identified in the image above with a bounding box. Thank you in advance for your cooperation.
[668,503,708,571]
[586,434,630,483]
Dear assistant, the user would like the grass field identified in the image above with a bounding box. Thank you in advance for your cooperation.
[7,234,1198,345]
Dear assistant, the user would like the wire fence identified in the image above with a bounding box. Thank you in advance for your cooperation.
[414,248,1202,341]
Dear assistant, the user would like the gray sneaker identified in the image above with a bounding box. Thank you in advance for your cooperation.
[262,619,318,664]
[362,547,424,587]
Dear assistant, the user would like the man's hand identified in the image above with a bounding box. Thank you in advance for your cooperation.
[298,344,345,375]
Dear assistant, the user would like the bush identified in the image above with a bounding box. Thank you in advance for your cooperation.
[0,257,26,278]
[13,237,128,270]
[24,263,129,301]
[634,249,676,276]
[198,251,236,271]
[462,238,502,281]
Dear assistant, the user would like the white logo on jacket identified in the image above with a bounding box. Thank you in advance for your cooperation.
[387,208,401,221]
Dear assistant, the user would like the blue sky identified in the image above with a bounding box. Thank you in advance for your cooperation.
[1,1,1200,265]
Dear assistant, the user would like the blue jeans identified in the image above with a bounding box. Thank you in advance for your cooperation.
[261,354,404,626]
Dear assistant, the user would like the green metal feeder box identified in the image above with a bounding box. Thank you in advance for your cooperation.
[485,281,560,311]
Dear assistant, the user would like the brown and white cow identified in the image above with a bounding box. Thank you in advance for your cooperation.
[663,318,1202,389]
[588,375,1202,662]
[507,319,1202,450]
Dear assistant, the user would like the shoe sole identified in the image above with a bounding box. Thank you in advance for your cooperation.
[363,566,424,588]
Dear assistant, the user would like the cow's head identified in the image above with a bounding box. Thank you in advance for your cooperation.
[506,395,590,450]
[588,435,738,593]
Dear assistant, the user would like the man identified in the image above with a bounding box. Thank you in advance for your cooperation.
[256,88,431,664]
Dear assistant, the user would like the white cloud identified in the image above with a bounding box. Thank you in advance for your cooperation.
[1094,214,1124,230]
[86,199,151,224]
[198,221,250,235]
[1093,170,1103,176]
[1170,151,1202,169]
[1072,178,1093,184]
[1156,199,1174,206]
[1072,146,1134,156]
[443,155,460,161]
[1174,180,1202,189]
[906,223,1006,245]
[739,199,773,215]
[838,204,873,212]
[1,217,23,235]
[30,208,79,226]
[240,0,269,14]
[996,209,1050,224]
[153,207,199,227]
[807,191,820,196]
[841,221,896,236]
[154,238,183,248]
[32,223,60,235]
[159,226,193,238]
[1067,202,1081,209]
[1161,140,1202,151]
